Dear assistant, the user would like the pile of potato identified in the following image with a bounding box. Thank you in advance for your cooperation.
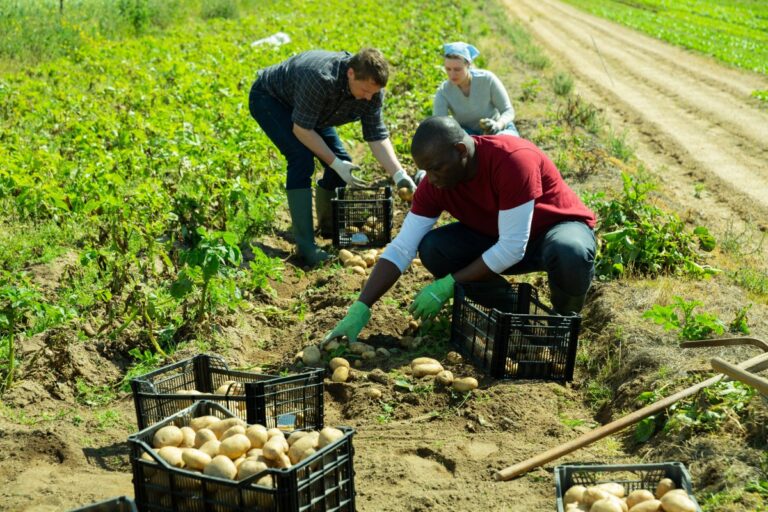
[141,415,346,487]
[409,357,479,392]
[338,248,381,275]
[563,478,697,512]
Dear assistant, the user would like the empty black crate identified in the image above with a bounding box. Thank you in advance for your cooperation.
[70,497,137,512]
[131,354,323,431]
[331,186,392,248]
[555,462,700,512]
[129,401,356,512]
[450,283,580,381]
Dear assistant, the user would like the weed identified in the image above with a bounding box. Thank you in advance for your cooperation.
[201,0,239,19]
[519,78,542,102]
[376,402,395,424]
[557,95,600,133]
[551,72,574,96]
[643,296,750,340]
[120,347,163,392]
[75,378,116,407]
[731,268,768,297]
[607,129,634,162]
[693,183,706,199]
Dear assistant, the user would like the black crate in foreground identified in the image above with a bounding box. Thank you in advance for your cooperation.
[131,354,324,431]
[555,462,701,512]
[129,401,356,512]
[450,283,580,381]
[70,497,137,512]
[331,186,392,248]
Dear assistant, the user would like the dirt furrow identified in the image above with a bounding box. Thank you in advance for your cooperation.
[504,0,768,218]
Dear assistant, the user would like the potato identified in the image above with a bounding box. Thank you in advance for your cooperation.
[452,377,479,392]
[272,453,292,469]
[412,363,444,378]
[628,499,661,512]
[220,425,246,441]
[626,490,655,509]
[153,425,183,448]
[182,448,211,471]
[332,366,350,382]
[590,498,624,512]
[398,187,413,202]
[659,492,696,512]
[157,446,185,468]
[597,482,626,498]
[317,427,344,448]
[194,428,217,448]
[190,415,221,431]
[262,436,288,460]
[583,487,611,507]
[564,485,587,505]
[338,249,354,263]
[363,387,382,399]
[411,357,440,367]
[361,254,376,267]
[177,426,196,448]
[266,428,285,440]
[210,418,246,439]
[199,439,221,458]
[329,357,350,372]
[238,460,268,480]
[288,432,320,464]
[565,504,588,511]
[245,425,268,449]
[204,455,237,480]
[435,370,454,386]
[215,380,244,395]
[655,478,676,499]
[365,216,377,227]
[219,434,251,460]
[246,448,263,458]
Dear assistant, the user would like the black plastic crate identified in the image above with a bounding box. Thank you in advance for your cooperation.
[450,283,580,381]
[131,354,324,431]
[70,497,137,512]
[129,401,355,512]
[554,462,701,512]
[331,186,392,248]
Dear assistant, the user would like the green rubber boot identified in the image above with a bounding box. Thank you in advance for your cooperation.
[315,185,336,239]
[286,188,329,267]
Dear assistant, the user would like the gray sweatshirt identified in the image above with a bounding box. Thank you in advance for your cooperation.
[433,69,515,133]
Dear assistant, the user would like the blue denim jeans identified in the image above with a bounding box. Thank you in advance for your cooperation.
[463,120,520,137]
[418,221,596,314]
[249,80,348,191]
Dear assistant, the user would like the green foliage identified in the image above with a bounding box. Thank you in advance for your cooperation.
[607,128,634,162]
[557,95,600,133]
[552,72,574,96]
[643,296,752,340]
[519,77,542,102]
[753,90,768,103]
[201,0,239,20]
[75,378,116,407]
[586,172,718,279]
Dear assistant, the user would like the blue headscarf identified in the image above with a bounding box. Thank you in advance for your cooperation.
[443,42,480,63]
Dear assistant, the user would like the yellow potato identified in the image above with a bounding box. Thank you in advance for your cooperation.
[411,357,440,367]
[413,362,444,378]
[363,387,382,399]
[190,415,221,431]
[245,425,268,449]
[659,492,696,512]
[597,482,626,498]
[288,432,319,464]
[238,459,268,480]
[266,428,285,440]
[219,434,251,460]
[435,370,454,386]
[338,249,354,263]
[628,499,662,512]
[204,455,237,480]
[350,265,366,275]
[179,426,196,448]
[199,439,221,458]
[329,357,350,372]
[590,498,624,512]
[181,448,211,471]
[262,436,288,460]
[332,366,350,382]
[317,427,344,448]
[210,418,246,439]
[398,187,413,202]
[563,485,587,505]
[194,428,217,448]
[655,478,676,499]
[626,490,655,509]
[451,377,479,392]
[583,487,610,507]
[156,446,185,468]
[220,425,246,441]
[153,425,183,448]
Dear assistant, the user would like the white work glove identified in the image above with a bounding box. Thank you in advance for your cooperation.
[479,118,504,135]
[392,169,416,193]
[414,169,427,185]
[330,157,367,188]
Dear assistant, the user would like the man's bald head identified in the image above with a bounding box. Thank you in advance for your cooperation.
[411,116,468,162]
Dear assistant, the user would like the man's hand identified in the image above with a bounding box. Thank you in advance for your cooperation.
[322,301,371,344]
[330,158,367,188]
[408,274,455,321]
[479,118,503,135]
[392,169,416,193]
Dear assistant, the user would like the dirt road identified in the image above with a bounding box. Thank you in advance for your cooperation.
[504,0,768,223]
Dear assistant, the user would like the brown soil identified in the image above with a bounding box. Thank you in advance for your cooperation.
[2,3,768,512]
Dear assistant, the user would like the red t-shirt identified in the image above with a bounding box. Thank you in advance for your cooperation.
[411,136,596,239]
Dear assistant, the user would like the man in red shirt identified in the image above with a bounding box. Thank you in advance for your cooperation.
[325,116,596,343]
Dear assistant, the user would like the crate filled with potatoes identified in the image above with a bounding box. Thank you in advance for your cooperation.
[555,462,700,512]
[331,186,392,248]
[129,401,355,512]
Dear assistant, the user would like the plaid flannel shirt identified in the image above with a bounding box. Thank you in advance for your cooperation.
[256,50,389,142]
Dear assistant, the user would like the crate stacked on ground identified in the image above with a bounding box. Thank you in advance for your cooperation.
[331,186,392,248]
[129,401,356,512]
[69,497,137,512]
[450,282,580,381]
[555,462,701,512]
[131,354,324,431]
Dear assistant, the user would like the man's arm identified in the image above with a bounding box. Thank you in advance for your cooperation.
[293,124,337,165]
[368,138,404,178]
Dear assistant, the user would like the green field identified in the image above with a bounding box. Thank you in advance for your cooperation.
[562,1,768,81]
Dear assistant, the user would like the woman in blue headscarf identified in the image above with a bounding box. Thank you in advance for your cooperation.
[433,42,520,137]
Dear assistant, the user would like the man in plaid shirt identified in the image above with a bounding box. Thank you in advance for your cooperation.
[249,48,416,266]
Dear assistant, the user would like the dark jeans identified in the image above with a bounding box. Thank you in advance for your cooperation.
[249,80,348,191]
[418,221,596,314]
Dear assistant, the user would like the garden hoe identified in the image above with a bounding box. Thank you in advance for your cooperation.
[494,337,768,481]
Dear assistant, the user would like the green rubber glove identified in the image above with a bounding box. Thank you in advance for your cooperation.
[408,274,455,321]
[323,301,371,344]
